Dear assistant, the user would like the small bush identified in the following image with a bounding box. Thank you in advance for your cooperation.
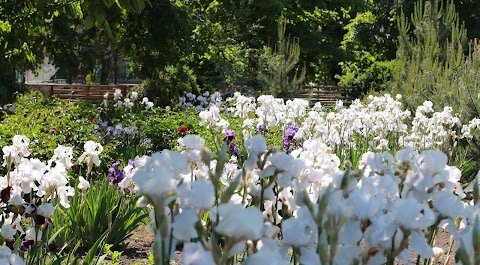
[338,60,397,96]
[142,64,200,107]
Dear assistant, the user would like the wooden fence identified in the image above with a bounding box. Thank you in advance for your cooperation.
[28,83,356,106]
[31,84,135,101]
[292,85,357,106]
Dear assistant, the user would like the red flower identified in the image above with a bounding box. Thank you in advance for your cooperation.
[178,126,189,134]
[71,164,78,170]
[51,127,58,133]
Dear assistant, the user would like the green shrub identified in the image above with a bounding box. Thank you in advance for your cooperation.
[0,92,101,164]
[336,9,397,96]
[388,0,480,176]
[338,60,397,96]
[141,64,200,107]
[0,92,136,179]
[53,178,148,250]
[100,106,206,154]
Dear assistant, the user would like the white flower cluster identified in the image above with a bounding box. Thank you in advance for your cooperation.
[102,89,154,110]
[225,92,256,118]
[178,91,223,111]
[2,137,77,209]
[400,101,461,150]
[461,118,480,140]
[0,136,105,264]
[208,93,475,155]
[133,134,480,264]
[198,105,230,132]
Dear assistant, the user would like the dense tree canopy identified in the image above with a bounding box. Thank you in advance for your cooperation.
[0,0,149,102]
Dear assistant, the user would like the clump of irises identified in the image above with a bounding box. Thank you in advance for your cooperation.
[223,129,240,157]
[97,120,138,137]
[18,202,55,252]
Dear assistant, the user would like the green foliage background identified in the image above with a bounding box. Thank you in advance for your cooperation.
[1,0,480,129]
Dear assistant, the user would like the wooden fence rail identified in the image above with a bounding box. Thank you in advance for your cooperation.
[28,83,135,101]
[27,83,356,107]
[292,85,357,107]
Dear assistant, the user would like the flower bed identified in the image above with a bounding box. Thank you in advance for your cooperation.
[0,91,479,264]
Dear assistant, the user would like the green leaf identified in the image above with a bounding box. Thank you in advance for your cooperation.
[95,13,106,28]
[84,230,108,264]
[132,0,144,13]
[221,171,241,203]
[65,241,82,265]
[116,0,133,10]
[215,143,228,183]
[74,2,83,18]
[96,253,109,265]
[48,226,66,245]
[104,21,113,37]
[0,21,11,33]
[103,0,115,8]
[84,14,95,29]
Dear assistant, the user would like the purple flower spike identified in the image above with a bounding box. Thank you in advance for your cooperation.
[223,129,241,157]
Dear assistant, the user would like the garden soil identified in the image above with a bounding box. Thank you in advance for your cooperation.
[117,227,456,265]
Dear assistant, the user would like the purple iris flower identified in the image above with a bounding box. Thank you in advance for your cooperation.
[223,129,241,157]
[283,124,301,153]
[229,143,240,157]
[258,124,268,133]
[99,121,109,128]
[112,160,121,169]
[19,239,35,252]
[223,129,237,144]
[6,240,13,250]
[107,160,126,185]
